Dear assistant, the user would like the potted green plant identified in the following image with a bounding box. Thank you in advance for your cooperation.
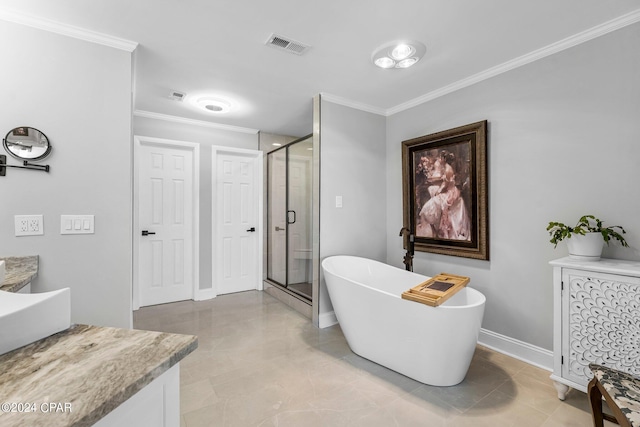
[546,215,628,260]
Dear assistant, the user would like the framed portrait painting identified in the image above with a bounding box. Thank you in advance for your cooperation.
[401,120,488,260]
[12,127,29,137]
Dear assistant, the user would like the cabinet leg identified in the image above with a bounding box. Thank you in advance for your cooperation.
[552,380,570,400]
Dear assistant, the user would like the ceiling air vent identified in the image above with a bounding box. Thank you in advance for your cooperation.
[169,90,186,102]
[265,33,310,55]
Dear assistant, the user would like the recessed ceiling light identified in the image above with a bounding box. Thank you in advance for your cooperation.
[372,40,426,70]
[272,143,282,147]
[396,57,419,68]
[374,57,396,69]
[391,44,414,60]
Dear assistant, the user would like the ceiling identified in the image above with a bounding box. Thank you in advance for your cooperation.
[1,0,639,137]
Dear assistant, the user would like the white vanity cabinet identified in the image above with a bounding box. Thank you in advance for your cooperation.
[93,364,180,427]
[550,257,640,400]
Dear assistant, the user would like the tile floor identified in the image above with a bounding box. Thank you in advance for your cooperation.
[133,291,613,427]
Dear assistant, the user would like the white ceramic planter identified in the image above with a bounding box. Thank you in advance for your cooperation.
[566,232,604,260]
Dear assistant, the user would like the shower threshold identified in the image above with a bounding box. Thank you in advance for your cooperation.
[287,282,312,301]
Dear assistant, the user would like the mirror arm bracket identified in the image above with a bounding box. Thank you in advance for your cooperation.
[0,155,50,176]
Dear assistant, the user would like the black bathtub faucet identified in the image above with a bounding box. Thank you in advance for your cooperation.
[398,227,414,271]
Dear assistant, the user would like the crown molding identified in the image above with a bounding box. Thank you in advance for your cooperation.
[324,9,640,117]
[319,93,387,116]
[134,110,259,135]
[0,8,138,52]
[387,8,640,115]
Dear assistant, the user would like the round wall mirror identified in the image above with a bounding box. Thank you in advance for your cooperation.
[3,127,51,161]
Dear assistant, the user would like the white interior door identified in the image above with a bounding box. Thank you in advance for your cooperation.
[137,141,195,307]
[215,151,260,295]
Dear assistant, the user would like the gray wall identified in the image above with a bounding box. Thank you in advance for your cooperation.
[133,116,259,290]
[385,22,640,350]
[4,14,637,353]
[0,22,133,327]
[319,99,387,317]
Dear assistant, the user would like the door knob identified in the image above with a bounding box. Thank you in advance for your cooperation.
[141,230,156,236]
[246,227,256,232]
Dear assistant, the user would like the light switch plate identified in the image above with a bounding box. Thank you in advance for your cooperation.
[15,215,44,236]
[60,215,94,235]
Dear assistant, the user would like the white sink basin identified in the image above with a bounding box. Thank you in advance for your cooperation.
[0,288,71,355]
[0,260,5,285]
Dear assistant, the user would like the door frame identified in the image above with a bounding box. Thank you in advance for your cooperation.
[212,145,263,297]
[133,135,200,310]
[266,142,313,291]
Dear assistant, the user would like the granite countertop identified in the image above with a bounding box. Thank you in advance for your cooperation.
[0,256,38,292]
[0,324,197,427]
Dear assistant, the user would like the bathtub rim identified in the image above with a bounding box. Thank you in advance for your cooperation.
[322,255,486,310]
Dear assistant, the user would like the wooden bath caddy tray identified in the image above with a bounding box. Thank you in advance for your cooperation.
[401,273,470,307]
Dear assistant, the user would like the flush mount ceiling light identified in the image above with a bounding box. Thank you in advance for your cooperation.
[193,96,234,114]
[372,40,426,69]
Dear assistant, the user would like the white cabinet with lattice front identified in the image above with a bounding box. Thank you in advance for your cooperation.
[550,257,640,400]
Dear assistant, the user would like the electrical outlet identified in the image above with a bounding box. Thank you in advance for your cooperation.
[15,215,44,236]
[28,218,40,232]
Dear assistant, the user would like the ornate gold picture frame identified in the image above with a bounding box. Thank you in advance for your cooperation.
[401,120,488,260]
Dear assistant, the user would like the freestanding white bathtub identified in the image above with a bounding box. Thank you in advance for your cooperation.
[322,255,485,386]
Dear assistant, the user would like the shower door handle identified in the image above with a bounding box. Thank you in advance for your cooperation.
[287,210,296,224]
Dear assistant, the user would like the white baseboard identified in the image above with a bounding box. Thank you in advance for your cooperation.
[194,288,216,301]
[316,313,552,371]
[318,311,338,329]
[478,328,553,371]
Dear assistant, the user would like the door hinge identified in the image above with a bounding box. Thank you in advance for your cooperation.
[561,281,564,291]
[561,356,564,365]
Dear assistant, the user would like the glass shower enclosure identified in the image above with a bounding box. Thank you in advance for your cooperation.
[267,135,313,301]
